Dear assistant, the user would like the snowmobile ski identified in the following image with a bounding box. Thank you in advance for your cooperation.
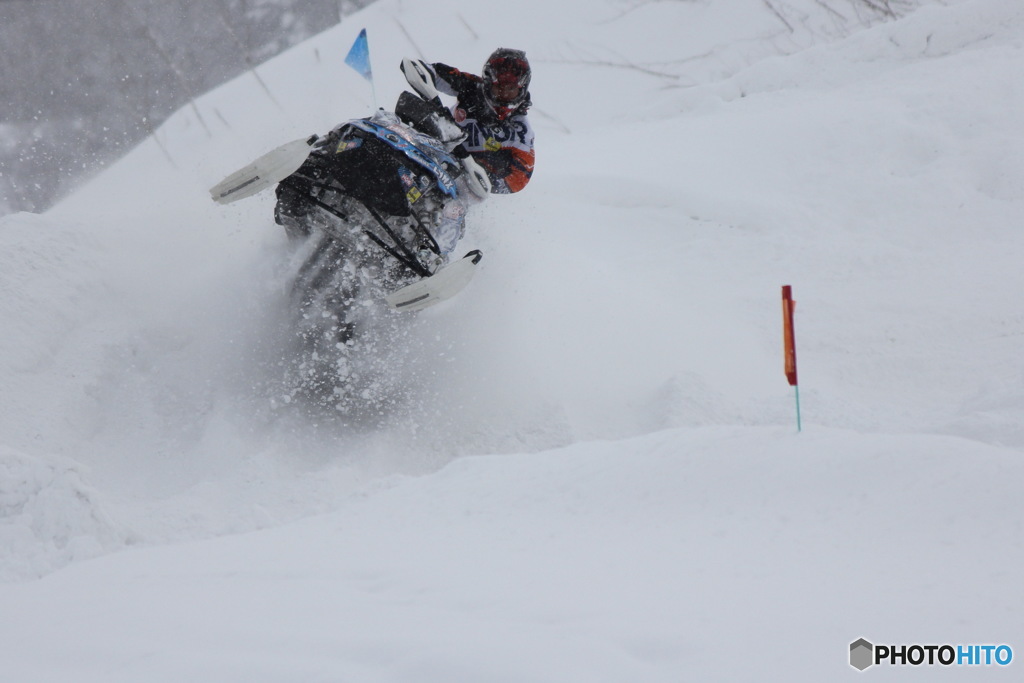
[385,250,483,312]
[210,135,318,204]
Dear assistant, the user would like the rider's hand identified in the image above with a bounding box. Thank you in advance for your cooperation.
[461,155,492,199]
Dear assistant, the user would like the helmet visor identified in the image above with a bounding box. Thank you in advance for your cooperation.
[489,74,523,104]
[485,56,530,105]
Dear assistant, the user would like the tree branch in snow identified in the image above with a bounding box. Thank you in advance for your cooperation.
[763,0,795,33]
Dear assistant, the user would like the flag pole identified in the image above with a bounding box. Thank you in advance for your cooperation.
[782,285,801,432]
[794,384,802,432]
[345,28,377,111]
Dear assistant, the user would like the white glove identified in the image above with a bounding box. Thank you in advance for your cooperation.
[401,57,439,102]
[461,155,492,199]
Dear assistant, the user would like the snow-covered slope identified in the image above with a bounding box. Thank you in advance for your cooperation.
[1,0,1022,679]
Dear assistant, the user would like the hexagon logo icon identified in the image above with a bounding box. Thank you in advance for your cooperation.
[850,638,874,671]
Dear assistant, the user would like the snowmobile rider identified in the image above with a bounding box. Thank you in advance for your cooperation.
[400,48,535,196]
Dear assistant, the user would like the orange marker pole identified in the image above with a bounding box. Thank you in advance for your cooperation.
[782,285,802,432]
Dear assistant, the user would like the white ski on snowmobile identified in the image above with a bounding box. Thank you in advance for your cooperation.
[385,250,483,312]
[209,135,318,204]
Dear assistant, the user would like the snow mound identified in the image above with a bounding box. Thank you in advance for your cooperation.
[0,446,125,581]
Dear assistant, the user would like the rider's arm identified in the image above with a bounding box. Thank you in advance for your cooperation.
[430,63,482,98]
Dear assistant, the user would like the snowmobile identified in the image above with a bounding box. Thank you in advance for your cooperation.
[209,91,486,409]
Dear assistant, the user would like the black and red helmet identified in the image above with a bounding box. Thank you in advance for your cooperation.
[482,48,531,119]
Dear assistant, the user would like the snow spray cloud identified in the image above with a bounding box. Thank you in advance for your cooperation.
[849,638,1014,671]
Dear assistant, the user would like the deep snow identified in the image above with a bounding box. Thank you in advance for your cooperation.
[1,0,1022,680]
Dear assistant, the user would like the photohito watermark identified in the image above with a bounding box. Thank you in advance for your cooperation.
[850,638,1013,671]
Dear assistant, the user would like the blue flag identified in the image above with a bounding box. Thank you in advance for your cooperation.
[345,29,372,81]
